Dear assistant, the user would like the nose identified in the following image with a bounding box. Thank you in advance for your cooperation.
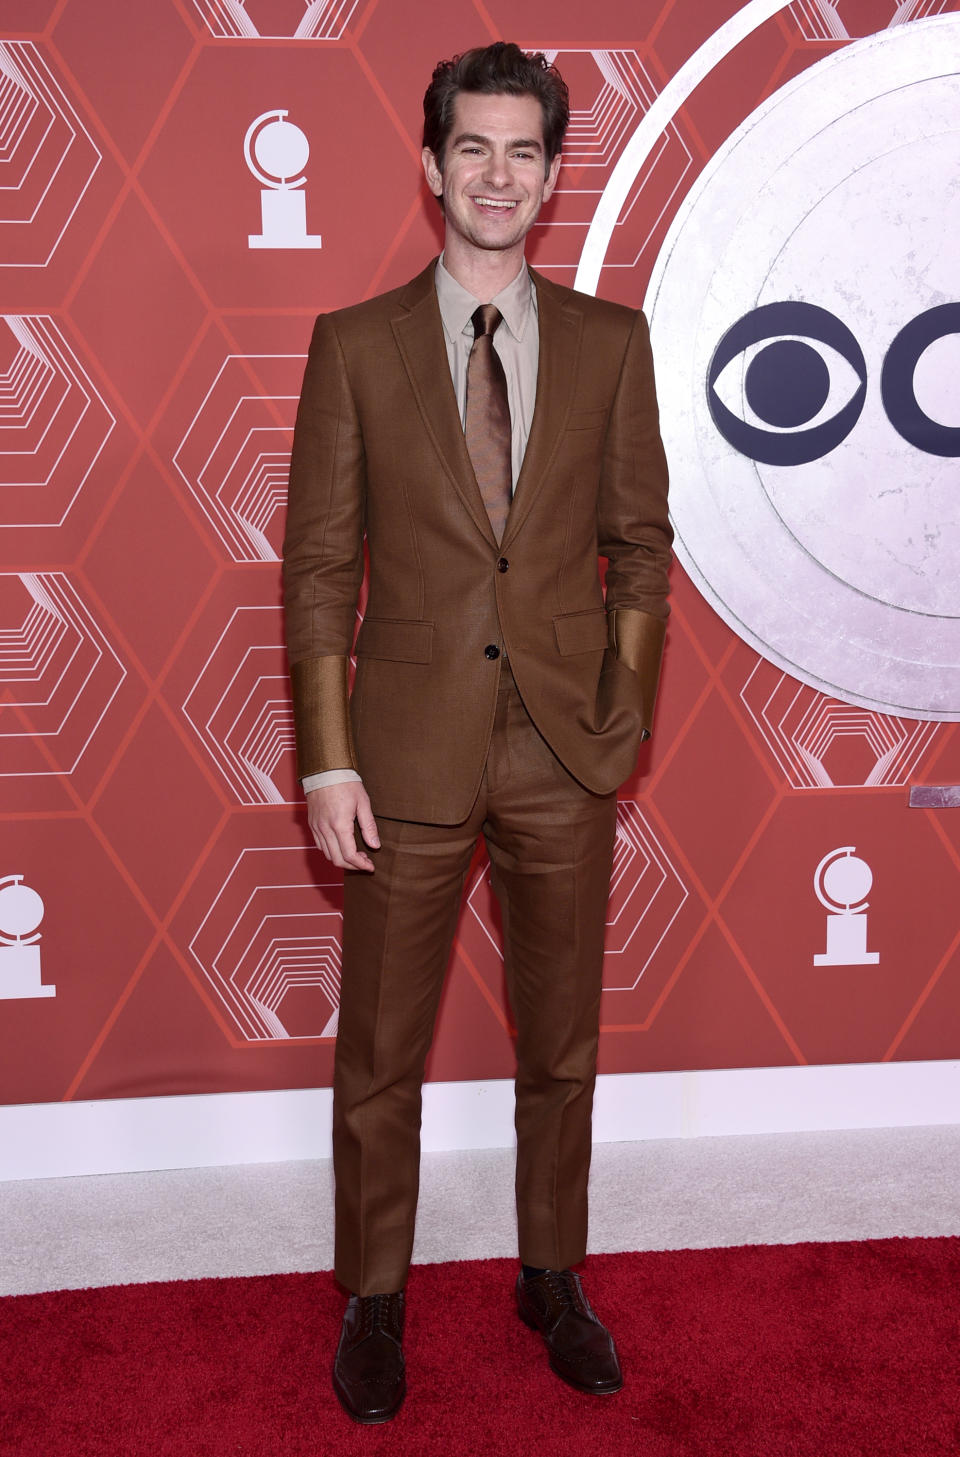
[482,149,512,190]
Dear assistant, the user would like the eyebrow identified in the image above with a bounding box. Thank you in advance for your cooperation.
[451,132,544,153]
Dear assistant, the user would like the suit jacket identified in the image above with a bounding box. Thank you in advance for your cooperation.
[283,259,672,825]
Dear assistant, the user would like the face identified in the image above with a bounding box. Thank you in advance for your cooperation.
[421,91,561,259]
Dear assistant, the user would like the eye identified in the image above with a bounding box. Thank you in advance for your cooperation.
[707,302,867,465]
[713,338,860,431]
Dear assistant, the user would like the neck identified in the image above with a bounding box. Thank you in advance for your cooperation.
[441,236,526,300]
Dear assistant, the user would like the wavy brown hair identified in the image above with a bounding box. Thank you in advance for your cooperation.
[423,42,569,170]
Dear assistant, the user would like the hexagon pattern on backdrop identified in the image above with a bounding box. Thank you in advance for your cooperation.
[1,0,958,1107]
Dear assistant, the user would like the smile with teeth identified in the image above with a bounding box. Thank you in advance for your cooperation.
[472,196,518,211]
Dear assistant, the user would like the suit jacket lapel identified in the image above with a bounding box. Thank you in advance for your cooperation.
[391,260,499,550]
[502,268,581,550]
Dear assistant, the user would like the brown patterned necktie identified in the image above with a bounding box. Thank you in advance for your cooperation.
[465,303,512,543]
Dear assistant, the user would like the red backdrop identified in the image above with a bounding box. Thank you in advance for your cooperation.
[2,0,959,1109]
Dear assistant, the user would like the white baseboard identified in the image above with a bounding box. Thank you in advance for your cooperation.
[2,1060,959,1182]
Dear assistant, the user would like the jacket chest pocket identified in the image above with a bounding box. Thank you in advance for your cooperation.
[565,407,609,433]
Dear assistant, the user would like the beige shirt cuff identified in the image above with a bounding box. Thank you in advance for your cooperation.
[302,769,362,794]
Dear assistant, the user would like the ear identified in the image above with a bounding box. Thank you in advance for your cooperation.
[542,151,561,204]
[421,146,443,198]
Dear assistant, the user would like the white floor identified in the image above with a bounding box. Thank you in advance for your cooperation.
[2,1124,959,1297]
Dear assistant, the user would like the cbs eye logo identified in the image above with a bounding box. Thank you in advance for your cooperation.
[707,300,960,465]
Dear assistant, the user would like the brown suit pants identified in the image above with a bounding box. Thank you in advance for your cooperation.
[333,664,619,1295]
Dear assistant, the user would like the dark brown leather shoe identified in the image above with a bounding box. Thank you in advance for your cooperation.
[516,1268,623,1394]
[332,1291,406,1423]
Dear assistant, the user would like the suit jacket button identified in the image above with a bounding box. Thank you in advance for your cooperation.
[497,557,509,573]
[484,644,500,660]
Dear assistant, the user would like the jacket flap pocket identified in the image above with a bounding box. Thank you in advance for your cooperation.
[553,609,609,656]
[355,617,434,663]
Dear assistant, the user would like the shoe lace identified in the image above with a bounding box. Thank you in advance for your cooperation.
[541,1269,587,1314]
[359,1292,401,1338]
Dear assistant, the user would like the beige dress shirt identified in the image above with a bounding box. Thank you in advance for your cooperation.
[302,257,539,794]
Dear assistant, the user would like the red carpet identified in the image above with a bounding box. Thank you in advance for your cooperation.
[2,1239,957,1456]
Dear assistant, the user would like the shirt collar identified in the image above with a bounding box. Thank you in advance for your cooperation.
[435,254,536,345]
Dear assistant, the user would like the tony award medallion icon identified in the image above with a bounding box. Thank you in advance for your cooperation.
[245,109,322,250]
[0,875,55,999]
[813,847,879,967]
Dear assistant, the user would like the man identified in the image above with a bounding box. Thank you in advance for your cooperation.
[283,42,671,1423]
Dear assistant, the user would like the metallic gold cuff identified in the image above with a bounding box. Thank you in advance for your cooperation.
[607,608,667,734]
[290,655,359,778]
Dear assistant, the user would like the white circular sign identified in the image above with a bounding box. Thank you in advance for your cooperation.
[646,18,960,720]
[0,880,44,938]
[822,854,872,910]
[254,119,309,182]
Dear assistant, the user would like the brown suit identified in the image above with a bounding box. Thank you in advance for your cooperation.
[283,259,671,1293]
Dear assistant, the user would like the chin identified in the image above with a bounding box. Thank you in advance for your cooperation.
[474,230,524,250]
[468,218,530,250]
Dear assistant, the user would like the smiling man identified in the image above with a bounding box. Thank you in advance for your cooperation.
[283,42,672,1424]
